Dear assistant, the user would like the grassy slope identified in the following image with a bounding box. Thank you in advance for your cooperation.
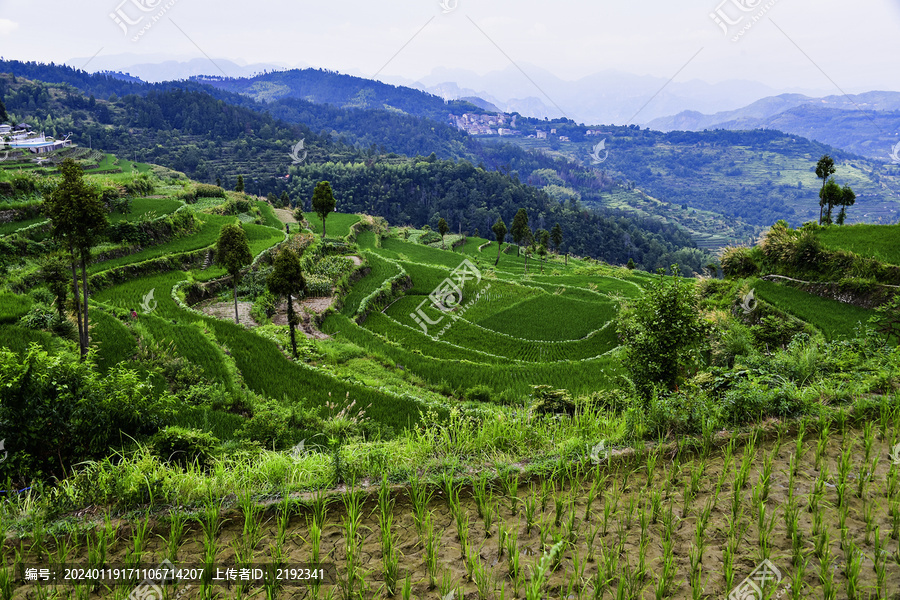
[818,223,900,266]
[752,279,876,340]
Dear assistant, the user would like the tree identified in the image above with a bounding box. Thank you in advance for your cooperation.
[0,96,7,122]
[266,192,277,205]
[216,177,222,188]
[537,243,547,273]
[492,216,507,266]
[550,223,563,252]
[215,223,253,324]
[235,175,245,193]
[280,191,290,208]
[816,155,836,225]
[510,208,529,256]
[40,256,71,317]
[438,217,449,249]
[819,178,842,225]
[267,248,306,358]
[311,181,336,237]
[835,185,856,225]
[44,158,109,358]
[616,267,707,400]
[705,262,719,279]
[537,229,550,250]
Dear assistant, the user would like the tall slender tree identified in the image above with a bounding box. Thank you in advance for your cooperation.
[235,175,245,193]
[835,185,856,225]
[268,248,306,358]
[550,223,563,253]
[816,155,836,225]
[492,216,507,266]
[43,158,108,358]
[312,181,336,237]
[438,217,449,249]
[510,208,529,256]
[215,223,253,324]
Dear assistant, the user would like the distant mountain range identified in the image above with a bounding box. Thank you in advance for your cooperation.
[647,92,900,160]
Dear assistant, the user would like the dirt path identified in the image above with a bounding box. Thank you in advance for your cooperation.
[273,208,297,224]
[199,300,257,327]
[271,296,335,339]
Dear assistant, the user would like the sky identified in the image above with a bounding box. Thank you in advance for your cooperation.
[0,0,898,95]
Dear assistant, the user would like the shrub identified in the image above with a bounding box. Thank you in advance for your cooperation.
[151,426,219,467]
[237,399,292,448]
[465,384,493,403]
[531,385,575,415]
[616,267,709,399]
[721,246,759,277]
[194,183,225,198]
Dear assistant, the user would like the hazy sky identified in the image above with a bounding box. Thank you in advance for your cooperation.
[0,0,898,93]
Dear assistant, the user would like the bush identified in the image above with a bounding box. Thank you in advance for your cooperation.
[195,183,225,198]
[616,267,708,399]
[531,385,575,415]
[721,246,759,277]
[0,345,174,481]
[465,384,493,403]
[151,426,219,467]
[237,399,292,448]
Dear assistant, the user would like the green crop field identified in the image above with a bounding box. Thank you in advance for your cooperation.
[107,196,182,223]
[818,223,900,265]
[303,211,360,237]
[752,279,877,340]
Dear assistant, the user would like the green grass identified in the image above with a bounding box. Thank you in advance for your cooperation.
[88,214,234,275]
[108,196,182,223]
[0,217,47,236]
[341,252,401,316]
[90,309,138,372]
[476,294,616,341]
[818,224,900,266]
[752,279,877,340]
[256,201,283,229]
[0,292,32,324]
[0,324,63,355]
[303,212,360,238]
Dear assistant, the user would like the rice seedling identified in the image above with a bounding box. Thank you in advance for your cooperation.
[845,545,863,600]
[681,478,693,518]
[454,507,470,558]
[473,471,489,518]
[400,574,412,600]
[524,541,565,600]
[645,449,659,487]
[736,443,755,490]
[759,446,775,502]
[164,510,188,561]
[757,500,778,559]
[815,421,830,471]
[585,474,603,521]
[564,502,578,546]
[890,499,900,540]
[342,487,366,599]
[0,565,11,600]
[377,479,401,596]
[482,494,498,537]
[809,464,828,514]
[790,555,806,600]
[791,527,804,568]
[814,523,831,562]
[554,491,566,527]
[471,549,493,600]
[649,488,662,524]
[523,489,538,534]
[309,487,330,528]
[497,520,508,558]
[541,478,553,513]
[585,521,600,563]
[408,473,433,542]
[438,570,455,599]
[423,511,438,589]
[506,529,520,577]
[503,469,520,515]
[601,494,615,537]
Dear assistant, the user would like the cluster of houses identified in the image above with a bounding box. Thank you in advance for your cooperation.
[0,123,72,154]
[449,112,520,136]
